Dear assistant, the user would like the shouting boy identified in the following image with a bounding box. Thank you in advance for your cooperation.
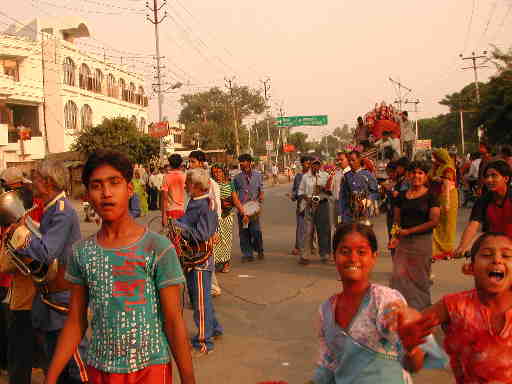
[45,150,195,384]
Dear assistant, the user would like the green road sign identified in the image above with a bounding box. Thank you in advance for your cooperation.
[276,115,328,127]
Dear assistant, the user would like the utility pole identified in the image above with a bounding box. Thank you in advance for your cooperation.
[389,77,412,112]
[146,0,167,162]
[456,97,477,155]
[460,51,488,104]
[261,77,271,170]
[225,77,240,158]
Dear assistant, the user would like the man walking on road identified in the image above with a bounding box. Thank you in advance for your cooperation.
[290,156,311,255]
[327,152,350,227]
[297,158,332,265]
[233,154,265,262]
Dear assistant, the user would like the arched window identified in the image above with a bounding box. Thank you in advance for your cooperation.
[63,57,75,86]
[139,117,146,132]
[64,100,78,130]
[81,104,93,130]
[129,82,136,103]
[79,63,91,90]
[107,74,116,97]
[119,78,127,101]
[94,69,103,93]
[130,115,137,127]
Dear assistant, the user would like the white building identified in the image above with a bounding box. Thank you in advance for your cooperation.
[0,17,149,167]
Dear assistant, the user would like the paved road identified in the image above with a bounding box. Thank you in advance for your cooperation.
[2,183,473,383]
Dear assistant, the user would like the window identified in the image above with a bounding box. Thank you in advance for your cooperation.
[139,117,146,132]
[107,73,116,97]
[137,86,144,105]
[93,69,103,93]
[64,100,78,130]
[81,104,93,130]
[79,63,92,90]
[129,82,136,103]
[63,57,75,86]
[174,134,182,144]
[119,78,127,101]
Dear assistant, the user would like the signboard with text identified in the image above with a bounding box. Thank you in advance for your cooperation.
[276,115,328,127]
[149,121,169,138]
[415,139,432,150]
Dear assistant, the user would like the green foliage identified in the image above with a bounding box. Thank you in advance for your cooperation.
[418,46,512,153]
[288,132,310,153]
[332,124,353,144]
[178,85,266,154]
[476,46,512,145]
[70,117,160,165]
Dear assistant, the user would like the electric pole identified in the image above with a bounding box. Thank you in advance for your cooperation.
[404,98,421,140]
[389,77,412,112]
[460,51,488,104]
[225,76,240,158]
[146,0,167,162]
[261,77,271,170]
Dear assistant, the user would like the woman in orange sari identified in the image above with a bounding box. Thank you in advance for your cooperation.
[431,148,458,260]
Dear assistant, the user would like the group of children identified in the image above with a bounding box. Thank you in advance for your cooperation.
[40,148,512,383]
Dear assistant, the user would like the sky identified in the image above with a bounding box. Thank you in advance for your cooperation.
[2,0,511,140]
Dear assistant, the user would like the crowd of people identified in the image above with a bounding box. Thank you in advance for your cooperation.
[0,135,510,383]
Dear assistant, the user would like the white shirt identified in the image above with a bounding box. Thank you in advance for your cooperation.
[298,170,329,198]
[149,173,163,189]
[332,166,351,199]
[272,165,278,175]
[467,158,481,180]
[400,119,415,142]
[375,137,401,156]
[209,178,222,218]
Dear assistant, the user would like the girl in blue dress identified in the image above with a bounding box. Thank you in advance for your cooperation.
[312,223,424,384]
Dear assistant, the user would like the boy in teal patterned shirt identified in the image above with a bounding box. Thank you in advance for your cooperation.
[45,150,196,384]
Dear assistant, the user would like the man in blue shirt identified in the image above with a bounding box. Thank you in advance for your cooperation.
[290,156,311,255]
[233,154,264,262]
[18,160,87,383]
[339,151,379,224]
[176,168,223,357]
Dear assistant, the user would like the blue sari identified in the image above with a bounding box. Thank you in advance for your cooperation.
[313,285,411,384]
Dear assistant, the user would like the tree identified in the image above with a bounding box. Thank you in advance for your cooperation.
[178,85,266,154]
[287,132,310,153]
[332,124,353,144]
[476,46,512,144]
[71,117,160,165]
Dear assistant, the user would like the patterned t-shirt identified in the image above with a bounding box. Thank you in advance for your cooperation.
[66,230,185,373]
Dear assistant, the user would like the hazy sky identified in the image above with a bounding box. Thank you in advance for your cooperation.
[2,0,511,139]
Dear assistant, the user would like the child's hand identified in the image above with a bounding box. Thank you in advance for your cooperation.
[383,301,433,349]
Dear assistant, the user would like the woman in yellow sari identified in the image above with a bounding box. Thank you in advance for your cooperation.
[431,148,458,260]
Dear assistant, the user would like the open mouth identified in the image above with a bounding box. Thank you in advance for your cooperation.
[488,270,505,282]
[344,266,361,271]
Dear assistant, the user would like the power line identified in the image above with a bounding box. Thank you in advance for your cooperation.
[477,0,498,46]
[463,0,477,53]
[460,50,488,104]
[31,0,141,16]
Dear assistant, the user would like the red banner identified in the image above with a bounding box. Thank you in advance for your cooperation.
[149,121,169,138]
[283,144,296,153]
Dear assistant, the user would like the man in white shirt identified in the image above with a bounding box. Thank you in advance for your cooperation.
[297,159,332,265]
[327,152,350,227]
[271,163,279,185]
[148,168,161,210]
[399,111,415,159]
[375,131,401,160]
